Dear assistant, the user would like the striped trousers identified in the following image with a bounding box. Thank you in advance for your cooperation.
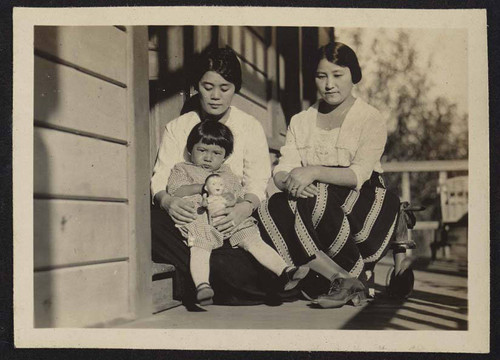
[256,172,400,278]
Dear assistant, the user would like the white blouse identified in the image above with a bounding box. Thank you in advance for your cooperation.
[151,106,271,202]
[309,127,341,166]
[274,98,387,191]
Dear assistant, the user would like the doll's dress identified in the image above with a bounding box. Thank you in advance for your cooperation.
[180,195,258,251]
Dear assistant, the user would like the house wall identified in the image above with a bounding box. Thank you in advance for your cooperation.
[148,26,327,165]
[31,25,334,328]
[148,26,333,195]
[33,26,151,327]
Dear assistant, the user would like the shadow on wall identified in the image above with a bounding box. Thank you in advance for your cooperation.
[33,25,58,327]
[277,27,302,124]
[148,26,324,136]
[148,26,194,112]
[147,26,197,170]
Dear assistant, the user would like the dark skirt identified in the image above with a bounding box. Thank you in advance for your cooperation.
[255,172,400,278]
[151,205,300,306]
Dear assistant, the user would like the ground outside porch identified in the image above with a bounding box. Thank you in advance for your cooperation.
[116,253,467,330]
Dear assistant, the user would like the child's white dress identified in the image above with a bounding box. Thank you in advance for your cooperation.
[167,162,260,251]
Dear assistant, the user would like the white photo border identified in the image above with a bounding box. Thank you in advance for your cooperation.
[13,6,489,352]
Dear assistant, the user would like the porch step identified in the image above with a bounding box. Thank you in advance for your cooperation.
[152,262,181,314]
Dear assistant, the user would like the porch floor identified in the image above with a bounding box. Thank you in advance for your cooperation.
[117,256,467,330]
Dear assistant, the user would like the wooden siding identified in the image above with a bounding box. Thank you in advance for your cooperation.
[148,26,187,171]
[34,56,128,141]
[35,26,127,85]
[34,127,128,199]
[34,262,129,328]
[231,94,270,136]
[34,200,129,269]
[147,25,319,156]
[34,26,152,327]
[219,26,273,138]
[221,26,268,105]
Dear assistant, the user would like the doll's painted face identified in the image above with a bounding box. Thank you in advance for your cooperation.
[205,176,225,196]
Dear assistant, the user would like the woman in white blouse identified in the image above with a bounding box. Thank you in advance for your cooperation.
[256,42,401,309]
[151,47,298,306]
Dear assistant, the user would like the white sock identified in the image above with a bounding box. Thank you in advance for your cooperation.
[307,251,349,280]
[190,246,211,287]
[239,237,287,276]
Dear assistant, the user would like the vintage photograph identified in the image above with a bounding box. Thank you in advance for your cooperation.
[13,7,489,352]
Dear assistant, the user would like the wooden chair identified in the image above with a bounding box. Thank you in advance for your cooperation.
[385,202,424,298]
[431,176,468,260]
[363,202,424,299]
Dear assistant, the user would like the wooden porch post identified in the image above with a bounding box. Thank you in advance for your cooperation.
[401,171,411,203]
[126,26,152,319]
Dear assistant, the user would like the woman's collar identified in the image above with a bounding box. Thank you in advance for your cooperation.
[312,96,358,112]
[336,97,364,148]
[199,106,232,124]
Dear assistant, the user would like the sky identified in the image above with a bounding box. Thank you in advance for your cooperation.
[335,27,468,116]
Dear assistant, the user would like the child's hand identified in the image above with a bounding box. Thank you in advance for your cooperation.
[212,202,252,234]
[221,192,236,207]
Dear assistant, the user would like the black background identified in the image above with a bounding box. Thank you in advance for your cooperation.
[1,1,498,359]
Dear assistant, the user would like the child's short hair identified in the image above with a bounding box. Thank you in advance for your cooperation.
[186,121,234,157]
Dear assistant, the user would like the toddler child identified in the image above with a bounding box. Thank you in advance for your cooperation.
[167,121,309,305]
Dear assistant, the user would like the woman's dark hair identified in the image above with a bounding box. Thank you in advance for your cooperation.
[193,47,242,93]
[313,42,362,84]
[186,121,234,158]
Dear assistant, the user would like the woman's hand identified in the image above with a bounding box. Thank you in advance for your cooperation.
[297,183,319,198]
[159,193,197,225]
[285,167,318,198]
[211,201,253,234]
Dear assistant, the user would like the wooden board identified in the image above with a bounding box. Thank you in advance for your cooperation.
[219,26,268,107]
[194,26,212,53]
[241,27,267,72]
[148,49,160,81]
[220,26,267,71]
[240,63,268,108]
[231,94,271,138]
[34,199,129,269]
[34,56,128,141]
[34,261,129,327]
[34,127,127,199]
[248,26,267,40]
[152,278,177,314]
[35,26,127,84]
[126,26,154,318]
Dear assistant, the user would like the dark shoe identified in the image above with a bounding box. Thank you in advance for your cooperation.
[359,263,376,298]
[280,266,310,291]
[196,282,214,306]
[314,277,367,309]
[299,271,331,301]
